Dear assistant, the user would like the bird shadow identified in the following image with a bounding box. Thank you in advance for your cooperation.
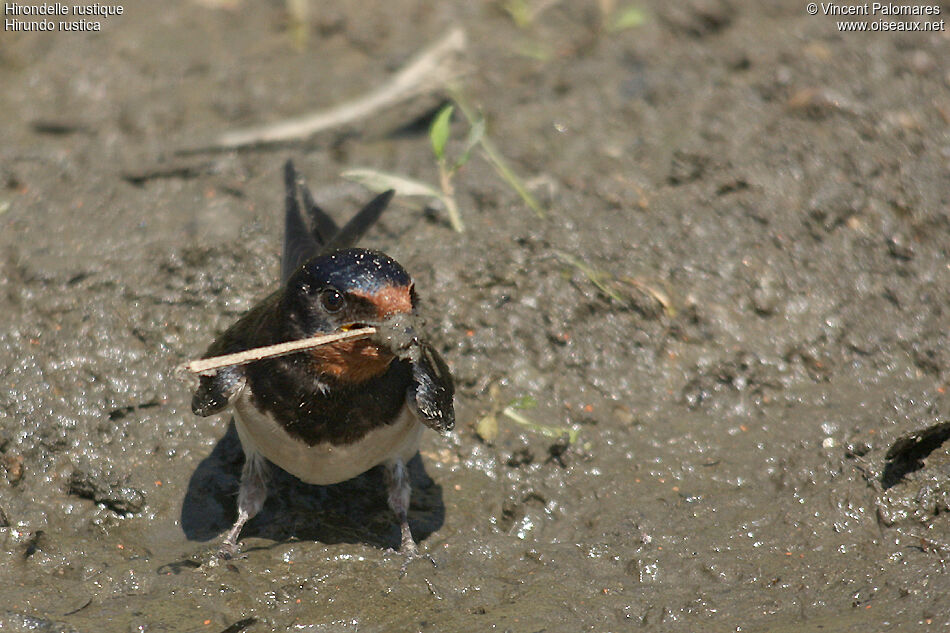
[180,420,445,551]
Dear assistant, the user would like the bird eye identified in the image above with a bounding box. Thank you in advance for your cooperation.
[320,288,345,313]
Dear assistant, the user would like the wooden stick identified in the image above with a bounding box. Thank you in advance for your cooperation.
[181,326,377,376]
[209,28,467,150]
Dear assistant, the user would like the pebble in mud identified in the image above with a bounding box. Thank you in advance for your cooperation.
[67,468,146,515]
[1,454,24,485]
[747,264,786,318]
[877,420,950,526]
[0,611,78,633]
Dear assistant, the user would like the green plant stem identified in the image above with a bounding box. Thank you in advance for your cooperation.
[439,162,465,233]
[555,251,626,303]
[479,141,545,218]
[451,91,546,218]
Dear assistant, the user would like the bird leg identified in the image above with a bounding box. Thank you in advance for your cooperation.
[385,457,426,576]
[219,451,269,559]
[384,458,416,554]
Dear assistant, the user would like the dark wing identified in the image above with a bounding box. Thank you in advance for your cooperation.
[281,160,396,281]
[191,366,245,417]
[319,189,395,254]
[406,342,455,433]
[281,160,336,282]
[191,291,280,416]
[299,173,339,247]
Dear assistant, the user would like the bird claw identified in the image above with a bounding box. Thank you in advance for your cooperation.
[217,537,243,561]
[384,541,436,578]
[399,553,437,578]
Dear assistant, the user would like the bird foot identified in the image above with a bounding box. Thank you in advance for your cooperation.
[217,535,243,561]
[389,541,436,577]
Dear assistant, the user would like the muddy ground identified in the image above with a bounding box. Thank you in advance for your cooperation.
[1,1,949,631]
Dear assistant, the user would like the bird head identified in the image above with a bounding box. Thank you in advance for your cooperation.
[280,248,416,383]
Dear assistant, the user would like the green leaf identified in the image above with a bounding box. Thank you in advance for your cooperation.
[503,0,532,28]
[610,5,647,32]
[429,105,454,162]
[502,406,579,445]
[513,39,553,62]
[453,115,485,172]
[508,395,538,410]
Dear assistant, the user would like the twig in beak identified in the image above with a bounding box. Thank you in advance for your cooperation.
[180,326,377,376]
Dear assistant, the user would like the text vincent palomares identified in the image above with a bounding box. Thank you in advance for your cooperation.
[817,3,941,16]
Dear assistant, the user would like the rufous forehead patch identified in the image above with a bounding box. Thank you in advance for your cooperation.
[352,284,413,318]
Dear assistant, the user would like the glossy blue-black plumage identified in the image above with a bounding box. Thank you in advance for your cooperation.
[287,248,411,296]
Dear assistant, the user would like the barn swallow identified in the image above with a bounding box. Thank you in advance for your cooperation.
[191,161,454,563]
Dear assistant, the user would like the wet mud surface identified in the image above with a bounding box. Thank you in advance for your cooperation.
[2,1,949,631]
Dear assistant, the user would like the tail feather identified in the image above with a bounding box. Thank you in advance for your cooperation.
[319,189,395,255]
[281,161,323,282]
[281,160,396,281]
[299,178,339,247]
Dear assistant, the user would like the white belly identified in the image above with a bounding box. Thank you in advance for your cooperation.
[232,387,423,485]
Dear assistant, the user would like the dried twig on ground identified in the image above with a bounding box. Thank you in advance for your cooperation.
[207,28,467,150]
